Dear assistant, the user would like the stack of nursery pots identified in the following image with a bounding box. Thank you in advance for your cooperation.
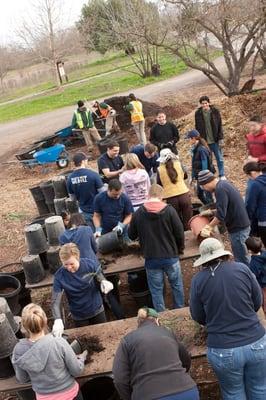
[52,175,79,215]
[0,313,18,378]
[23,215,66,281]
[0,262,31,310]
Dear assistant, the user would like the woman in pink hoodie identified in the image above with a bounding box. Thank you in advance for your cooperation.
[120,153,150,211]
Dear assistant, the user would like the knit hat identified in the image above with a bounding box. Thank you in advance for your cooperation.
[72,152,87,166]
[77,100,84,108]
[198,170,215,185]
[193,238,232,267]
[143,307,159,318]
[157,148,178,163]
[186,129,200,139]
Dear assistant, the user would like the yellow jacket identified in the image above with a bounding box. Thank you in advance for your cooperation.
[130,100,144,123]
[158,161,189,199]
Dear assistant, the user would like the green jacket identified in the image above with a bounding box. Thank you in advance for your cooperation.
[72,109,94,129]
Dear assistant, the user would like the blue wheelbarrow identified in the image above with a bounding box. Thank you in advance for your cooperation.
[15,143,69,169]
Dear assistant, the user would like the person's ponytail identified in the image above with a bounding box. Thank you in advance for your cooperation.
[165,159,178,184]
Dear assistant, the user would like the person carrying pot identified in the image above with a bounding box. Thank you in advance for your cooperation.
[93,178,134,241]
[125,93,146,145]
[52,243,114,334]
[12,303,87,400]
[113,307,199,400]
[190,238,266,399]
[92,100,118,136]
[59,213,125,320]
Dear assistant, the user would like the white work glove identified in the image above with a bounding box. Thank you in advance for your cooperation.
[52,319,64,337]
[113,222,125,235]
[200,209,215,217]
[200,224,214,238]
[77,350,88,362]
[100,279,114,294]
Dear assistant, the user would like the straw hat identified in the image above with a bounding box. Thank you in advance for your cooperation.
[157,148,178,163]
[193,238,232,268]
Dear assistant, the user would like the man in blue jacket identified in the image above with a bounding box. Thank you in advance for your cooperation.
[245,163,266,247]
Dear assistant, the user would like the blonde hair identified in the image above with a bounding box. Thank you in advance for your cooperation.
[21,303,47,335]
[148,184,164,199]
[137,308,159,326]
[59,243,80,262]
[124,153,145,170]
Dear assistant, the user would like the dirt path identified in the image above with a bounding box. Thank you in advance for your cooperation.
[0,58,225,161]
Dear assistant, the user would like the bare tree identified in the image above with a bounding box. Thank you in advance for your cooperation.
[151,0,266,96]
[16,0,74,87]
[0,46,12,92]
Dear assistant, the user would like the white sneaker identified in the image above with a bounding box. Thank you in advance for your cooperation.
[220,176,227,180]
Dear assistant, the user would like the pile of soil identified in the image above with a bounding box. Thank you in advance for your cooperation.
[68,334,105,364]
[161,316,207,351]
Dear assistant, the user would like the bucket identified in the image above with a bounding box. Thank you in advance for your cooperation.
[22,255,46,284]
[188,215,210,239]
[40,181,55,204]
[81,376,119,400]
[52,176,68,199]
[24,223,48,255]
[128,270,149,293]
[0,313,18,358]
[65,198,79,214]
[0,275,21,315]
[192,202,202,216]
[54,197,67,215]
[97,231,123,254]
[130,289,153,308]
[0,297,19,334]
[0,355,15,379]
[47,246,61,274]
[45,216,65,246]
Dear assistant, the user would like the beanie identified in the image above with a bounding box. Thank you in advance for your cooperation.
[198,170,215,185]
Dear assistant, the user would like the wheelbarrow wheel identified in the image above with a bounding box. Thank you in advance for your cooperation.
[56,155,69,169]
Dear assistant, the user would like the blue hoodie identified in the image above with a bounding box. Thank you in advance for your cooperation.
[246,173,266,225]
[59,226,98,263]
[250,251,266,288]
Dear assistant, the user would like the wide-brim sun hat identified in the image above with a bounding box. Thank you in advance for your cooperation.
[157,148,178,163]
[193,238,232,268]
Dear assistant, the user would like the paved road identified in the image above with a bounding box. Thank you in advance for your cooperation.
[0,57,225,161]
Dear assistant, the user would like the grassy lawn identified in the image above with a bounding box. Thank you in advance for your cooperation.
[0,50,213,123]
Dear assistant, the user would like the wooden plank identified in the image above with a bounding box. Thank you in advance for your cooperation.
[26,231,200,290]
[0,308,206,393]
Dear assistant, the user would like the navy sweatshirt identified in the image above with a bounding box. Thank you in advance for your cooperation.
[190,260,264,348]
[246,173,266,225]
[215,180,250,233]
[250,251,266,288]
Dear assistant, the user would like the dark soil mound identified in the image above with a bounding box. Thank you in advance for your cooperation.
[68,334,105,364]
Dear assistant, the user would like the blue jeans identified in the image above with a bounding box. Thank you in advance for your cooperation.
[207,334,266,400]
[157,387,199,400]
[81,211,95,231]
[209,143,225,177]
[229,226,250,266]
[146,260,184,312]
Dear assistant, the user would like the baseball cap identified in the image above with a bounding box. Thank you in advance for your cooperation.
[186,129,200,139]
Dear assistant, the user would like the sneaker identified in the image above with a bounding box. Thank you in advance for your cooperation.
[220,176,227,180]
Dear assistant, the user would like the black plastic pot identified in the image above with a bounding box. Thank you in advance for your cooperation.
[47,246,61,274]
[0,275,21,315]
[29,185,45,202]
[97,231,123,254]
[29,213,55,237]
[54,197,67,215]
[65,198,79,214]
[0,263,32,310]
[129,289,153,308]
[0,313,18,358]
[34,199,50,216]
[0,297,19,334]
[47,202,56,214]
[52,176,68,199]
[24,224,48,255]
[45,216,65,246]
[16,389,36,400]
[128,270,149,293]
[81,376,119,400]
[192,202,202,216]
[40,180,55,204]
[22,255,46,284]
[39,252,49,270]
[70,339,82,355]
[0,355,15,379]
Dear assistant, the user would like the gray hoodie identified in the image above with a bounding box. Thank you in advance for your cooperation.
[12,334,84,394]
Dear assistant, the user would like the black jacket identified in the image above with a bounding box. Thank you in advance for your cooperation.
[112,320,196,400]
[150,122,179,153]
[192,143,215,179]
[195,106,223,142]
[128,204,184,258]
